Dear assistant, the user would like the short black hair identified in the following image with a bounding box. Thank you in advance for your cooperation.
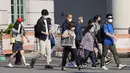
[93,15,101,22]
[106,14,113,18]
[41,9,49,16]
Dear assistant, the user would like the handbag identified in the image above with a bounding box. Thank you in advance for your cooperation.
[10,37,16,44]
[61,37,73,47]
[77,48,85,59]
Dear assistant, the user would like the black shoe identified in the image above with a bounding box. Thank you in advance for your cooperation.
[61,67,66,71]
[96,62,100,65]
[30,59,36,68]
[78,65,82,71]
[45,65,53,69]
[15,62,22,65]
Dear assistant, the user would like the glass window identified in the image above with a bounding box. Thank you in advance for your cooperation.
[17,0,19,5]
[21,0,23,4]
[11,0,14,5]
[11,0,25,23]
[11,15,14,23]
[21,6,23,14]
[11,6,14,14]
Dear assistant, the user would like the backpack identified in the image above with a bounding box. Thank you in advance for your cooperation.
[34,24,40,38]
[96,24,108,43]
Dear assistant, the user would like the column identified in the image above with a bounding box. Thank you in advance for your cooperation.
[112,0,130,34]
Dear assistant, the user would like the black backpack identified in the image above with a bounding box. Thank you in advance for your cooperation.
[34,24,40,38]
[96,24,107,43]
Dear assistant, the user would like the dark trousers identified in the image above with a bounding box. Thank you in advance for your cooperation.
[83,50,97,67]
[75,40,81,49]
[101,44,120,67]
[15,51,21,64]
[69,40,81,62]
[62,46,80,67]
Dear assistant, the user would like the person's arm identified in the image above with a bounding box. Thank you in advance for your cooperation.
[104,24,117,40]
[12,28,19,34]
[62,30,70,38]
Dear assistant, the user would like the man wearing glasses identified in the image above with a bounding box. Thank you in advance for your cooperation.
[101,14,126,70]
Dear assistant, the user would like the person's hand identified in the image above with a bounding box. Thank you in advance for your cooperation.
[114,36,117,41]
[27,39,30,43]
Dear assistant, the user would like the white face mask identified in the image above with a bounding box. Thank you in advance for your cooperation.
[80,20,83,23]
[43,15,48,19]
[68,19,72,22]
[108,19,113,23]
[71,27,75,30]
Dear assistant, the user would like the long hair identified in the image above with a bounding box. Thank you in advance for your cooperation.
[14,20,23,34]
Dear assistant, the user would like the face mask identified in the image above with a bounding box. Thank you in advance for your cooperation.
[108,19,113,23]
[68,19,72,22]
[71,27,75,30]
[80,20,84,23]
[43,15,48,19]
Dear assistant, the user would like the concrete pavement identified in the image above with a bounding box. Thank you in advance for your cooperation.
[0,54,130,73]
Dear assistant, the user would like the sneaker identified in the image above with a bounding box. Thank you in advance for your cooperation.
[105,59,113,65]
[78,65,82,71]
[92,66,99,69]
[8,63,13,67]
[118,64,126,69]
[65,62,76,68]
[96,62,100,65]
[102,66,108,70]
[61,67,66,71]
[45,65,53,69]
[30,59,36,68]
[71,62,77,67]
[25,63,30,67]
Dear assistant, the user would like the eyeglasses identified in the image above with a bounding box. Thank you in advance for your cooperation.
[108,18,113,19]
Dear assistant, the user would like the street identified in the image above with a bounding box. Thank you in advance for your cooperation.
[0,55,130,73]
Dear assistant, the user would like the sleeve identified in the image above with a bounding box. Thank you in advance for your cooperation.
[62,30,69,38]
[75,24,79,33]
[104,24,108,33]
[12,28,19,34]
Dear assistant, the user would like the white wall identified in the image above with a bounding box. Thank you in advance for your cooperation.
[26,0,54,26]
[0,0,8,26]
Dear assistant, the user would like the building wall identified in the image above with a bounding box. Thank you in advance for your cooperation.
[0,0,9,27]
[26,0,54,26]
[54,0,107,26]
[0,0,108,27]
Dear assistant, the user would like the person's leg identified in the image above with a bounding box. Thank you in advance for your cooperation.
[8,51,17,67]
[30,39,45,68]
[83,50,90,65]
[20,50,29,66]
[15,51,22,65]
[70,49,80,66]
[101,45,109,67]
[89,51,97,67]
[109,45,120,67]
[8,52,17,64]
[61,46,71,69]
[45,39,53,68]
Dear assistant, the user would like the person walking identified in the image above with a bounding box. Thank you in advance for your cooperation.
[8,18,30,67]
[30,9,53,69]
[101,14,126,70]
